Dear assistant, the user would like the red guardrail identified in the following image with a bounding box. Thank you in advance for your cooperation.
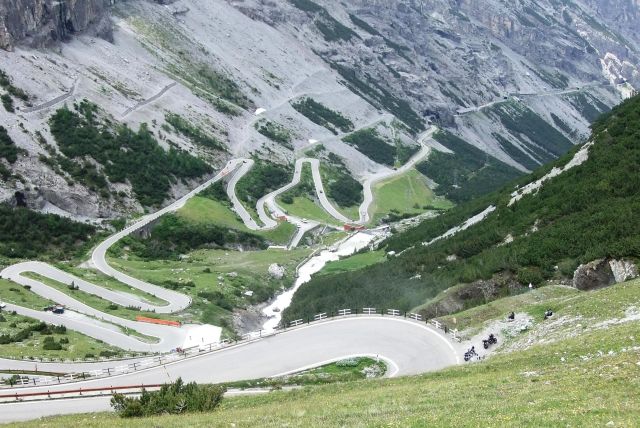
[135,316,181,327]
[0,384,164,400]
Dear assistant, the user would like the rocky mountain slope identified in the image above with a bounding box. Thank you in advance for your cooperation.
[0,0,637,221]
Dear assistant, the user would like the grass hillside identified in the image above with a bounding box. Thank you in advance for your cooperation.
[13,278,640,427]
[283,95,640,322]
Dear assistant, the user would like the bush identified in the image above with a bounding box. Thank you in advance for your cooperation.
[200,181,229,203]
[110,378,225,418]
[327,174,363,207]
[1,94,14,112]
[52,325,67,334]
[255,120,293,149]
[516,267,545,286]
[43,340,63,350]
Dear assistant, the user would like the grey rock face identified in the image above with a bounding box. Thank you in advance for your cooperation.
[609,259,639,283]
[573,259,616,290]
[573,258,639,290]
[0,0,115,50]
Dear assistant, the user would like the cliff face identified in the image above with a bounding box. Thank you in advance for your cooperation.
[0,0,116,51]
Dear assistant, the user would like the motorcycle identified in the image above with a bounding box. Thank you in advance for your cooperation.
[483,334,497,349]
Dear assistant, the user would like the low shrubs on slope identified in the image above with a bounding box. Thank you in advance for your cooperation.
[111,378,225,418]
[0,205,96,260]
[235,160,292,205]
[343,128,396,166]
[291,97,354,134]
[116,214,267,260]
[49,101,211,206]
[416,131,522,203]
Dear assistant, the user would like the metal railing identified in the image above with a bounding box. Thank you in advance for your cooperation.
[2,307,455,390]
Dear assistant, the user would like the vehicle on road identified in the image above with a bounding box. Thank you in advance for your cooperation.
[0,301,6,309]
[44,305,65,314]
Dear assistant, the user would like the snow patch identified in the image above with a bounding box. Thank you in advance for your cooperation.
[509,141,593,206]
[422,205,496,247]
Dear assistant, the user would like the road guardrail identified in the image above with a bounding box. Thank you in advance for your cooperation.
[2,308,455,390]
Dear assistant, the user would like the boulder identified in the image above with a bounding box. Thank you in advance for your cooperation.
[268,263,285,280]
[609,259,639,284]
[572,259,615,290]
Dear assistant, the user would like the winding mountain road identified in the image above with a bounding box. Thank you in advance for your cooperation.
[0,125,442,408]
[20,77,80,114]
[227,125,437,232]
[0,160,244,352]
[455,83,611,115]
[0,317,460,422]
[120,82,177,119]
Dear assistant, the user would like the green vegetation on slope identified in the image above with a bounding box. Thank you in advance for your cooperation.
[342,128,420,167]
[0,307,123,360]
[324,169,362,209]
[416,131,523,203]
[1,93,13,112]
[0,205,96,261]
[0,126,26,179]
[493,133,541,171]
[565,92,610,122]
[254,119,293,150]
[236,160,292,213]
[319,251,386,276]
[114,214,267,261]
[342,128,396,166]
[23,273,178,323]
[316,150,363,214]
[370,169,451,224]
[49,101,212,206]
[284,95,640,322]
[176,195,295,246]
[277,163,337,224]
[224,356,386,390]
[291,97,354,134]
[488,101,574,161]
[108,246,311,332]
[0,69,29,101]
[288,0,359,43]
[164,113,225,151]
[327,61,424,133]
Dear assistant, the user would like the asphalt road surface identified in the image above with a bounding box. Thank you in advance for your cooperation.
[0,317,460,423]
